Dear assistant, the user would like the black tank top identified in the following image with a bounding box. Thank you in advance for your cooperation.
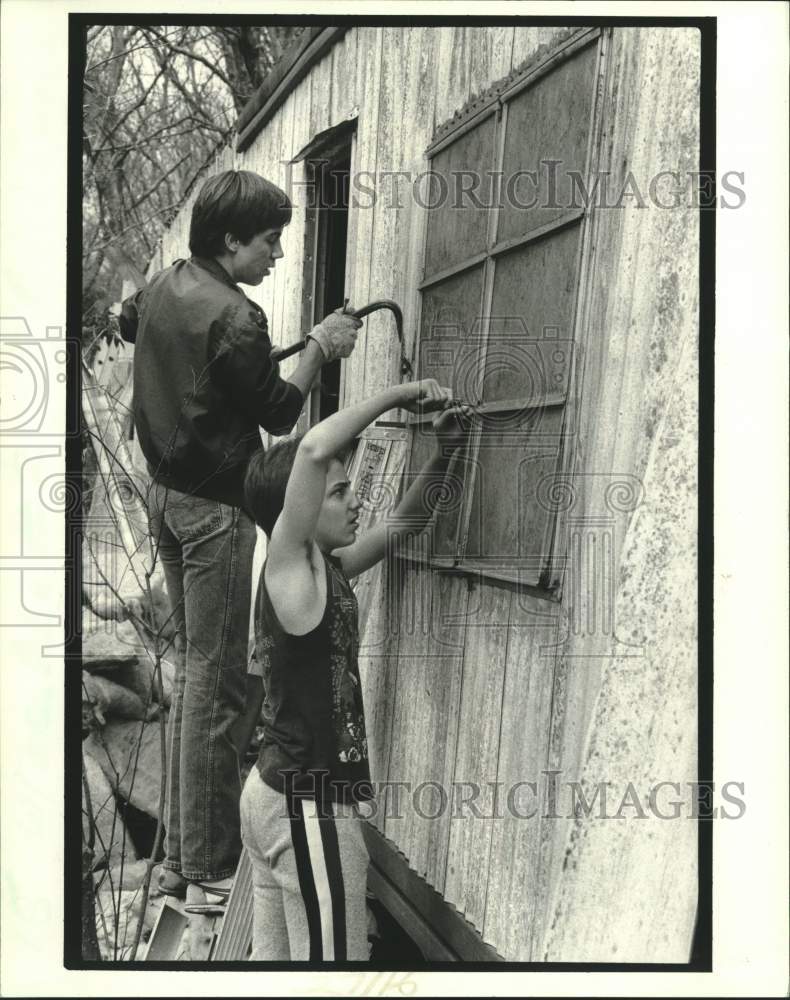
[253,552,373,805]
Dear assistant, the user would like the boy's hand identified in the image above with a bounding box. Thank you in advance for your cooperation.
[432,404,473,450]
[307,306,363,361]
[398,378,454,413]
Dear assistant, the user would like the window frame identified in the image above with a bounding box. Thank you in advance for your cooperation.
[402,26,607,593]
[298,125,356,429]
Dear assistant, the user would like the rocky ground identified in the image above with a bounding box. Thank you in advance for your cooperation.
[81,606,259,961]
[81,607,178,960]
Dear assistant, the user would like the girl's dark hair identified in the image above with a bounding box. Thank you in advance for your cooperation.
[244,435,304,537]
[189,170,292,257]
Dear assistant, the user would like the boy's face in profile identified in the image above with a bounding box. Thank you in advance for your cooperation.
[231,226,284,285]
[315,458,362,552]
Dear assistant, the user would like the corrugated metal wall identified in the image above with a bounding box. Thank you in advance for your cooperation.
[151,26,699,962]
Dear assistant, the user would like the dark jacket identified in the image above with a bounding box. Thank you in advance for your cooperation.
[119,256,303,508]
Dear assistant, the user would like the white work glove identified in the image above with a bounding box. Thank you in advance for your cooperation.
[307,307,362,362]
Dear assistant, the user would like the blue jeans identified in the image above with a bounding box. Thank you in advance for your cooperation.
[149,483,257,881]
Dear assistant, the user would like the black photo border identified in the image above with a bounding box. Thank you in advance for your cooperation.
[65,11,715,974]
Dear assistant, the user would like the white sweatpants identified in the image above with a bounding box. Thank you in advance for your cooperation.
[240,767,370,961]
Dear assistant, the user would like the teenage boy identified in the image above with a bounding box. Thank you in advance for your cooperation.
[240,377,471,959]
[119,170,362,913]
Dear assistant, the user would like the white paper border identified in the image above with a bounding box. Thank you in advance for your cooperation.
[0,2,787,996]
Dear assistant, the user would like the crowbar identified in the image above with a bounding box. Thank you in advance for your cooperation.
[270,299,413,378]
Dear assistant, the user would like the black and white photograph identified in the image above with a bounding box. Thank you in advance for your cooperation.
[0,2,787,996]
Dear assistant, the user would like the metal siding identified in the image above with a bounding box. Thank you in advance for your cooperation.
[482,590,561,958]
[342,27,383,406]
[443,583,512,929]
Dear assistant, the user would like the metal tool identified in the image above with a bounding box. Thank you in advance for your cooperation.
[270,298,413,378]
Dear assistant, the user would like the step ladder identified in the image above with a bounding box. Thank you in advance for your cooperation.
[144,848,254,961]
[212,846,254,960]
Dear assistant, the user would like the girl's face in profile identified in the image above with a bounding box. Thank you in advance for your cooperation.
[316,459,362,552]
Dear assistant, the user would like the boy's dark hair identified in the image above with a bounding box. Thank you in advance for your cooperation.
[244,435,304,537]
[189,170,292,257]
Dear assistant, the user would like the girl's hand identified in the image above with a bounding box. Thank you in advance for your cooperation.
[398,378,454,413]
[432,404,473,449]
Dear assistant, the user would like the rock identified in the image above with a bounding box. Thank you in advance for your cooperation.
[94,860,166,959]
[82,670,157,723]
[82,750,136,868]
[102,658,154,707]
[158,657,176,707]
[106,858,150,892]
[119,583,177,645]
[82,608,177,709]
[82,585,178,717]
[83,529,176,638]
[110,655,177,708]
[82,464,151,622]
[83,695,102,735]
[95,885,149,960]
[147,581,177,643]
[179,911,216,961]
[82,619,146,671]
[84,718,166,820]
[84,585,129,623]
[82,606,111,635]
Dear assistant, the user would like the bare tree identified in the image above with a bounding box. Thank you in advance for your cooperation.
[80,23,306,958]
[82,24,304,332]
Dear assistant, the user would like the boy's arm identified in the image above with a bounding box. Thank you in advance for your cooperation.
[119,287,145,344]
[229,673,264,759]
[268,380,451,570]
[210,305,361,437]
[334,406,472,579]
[210,303,305,435]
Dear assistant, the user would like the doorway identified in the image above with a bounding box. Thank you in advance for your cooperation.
[304,135,352,424]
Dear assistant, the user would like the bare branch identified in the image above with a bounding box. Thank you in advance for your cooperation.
[85,203,181,256]
[102,63,169,143]
[127,153,191,213]
[141,25,235,91]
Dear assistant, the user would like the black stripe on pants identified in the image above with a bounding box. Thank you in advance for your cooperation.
[288,794,347,960]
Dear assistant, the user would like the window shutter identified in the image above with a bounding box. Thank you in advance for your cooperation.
[424,115,498,277]
[408,30,601,588]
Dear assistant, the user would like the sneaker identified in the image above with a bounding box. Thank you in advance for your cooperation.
[183,877,233,916]
[158,868,188,900]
